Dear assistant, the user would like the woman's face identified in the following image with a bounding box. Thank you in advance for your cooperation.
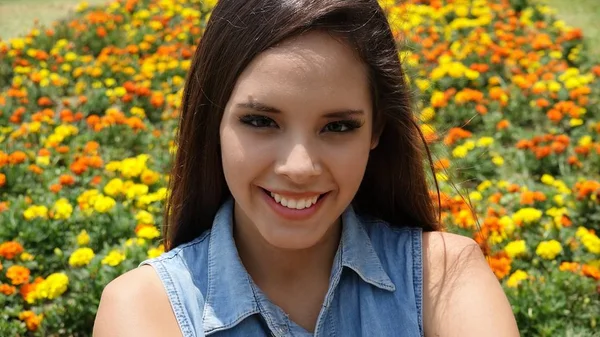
[220,31,377,250]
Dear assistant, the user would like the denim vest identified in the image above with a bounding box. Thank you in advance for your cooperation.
[138,199,424,336]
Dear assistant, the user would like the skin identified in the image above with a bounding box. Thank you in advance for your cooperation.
[93,31,520,337]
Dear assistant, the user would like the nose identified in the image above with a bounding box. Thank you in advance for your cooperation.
[274,142,322,184]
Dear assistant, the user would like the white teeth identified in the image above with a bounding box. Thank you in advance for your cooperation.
[268,191,321,210]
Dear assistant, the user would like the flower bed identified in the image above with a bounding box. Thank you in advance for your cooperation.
[0,0,598,335]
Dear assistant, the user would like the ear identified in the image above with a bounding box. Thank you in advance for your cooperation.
[370,135,380,150]
[370,118,384,150]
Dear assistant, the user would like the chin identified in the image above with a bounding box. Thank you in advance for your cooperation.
[259,222,326,250]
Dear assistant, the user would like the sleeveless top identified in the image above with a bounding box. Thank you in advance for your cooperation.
[138,199,424,337]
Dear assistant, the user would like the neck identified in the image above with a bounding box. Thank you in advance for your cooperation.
[233,210,341,288]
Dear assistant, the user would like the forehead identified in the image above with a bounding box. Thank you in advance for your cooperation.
[230,31,370,108]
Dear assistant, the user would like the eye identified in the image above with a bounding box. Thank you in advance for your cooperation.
[322,120,363,133]
[239,115,278,128]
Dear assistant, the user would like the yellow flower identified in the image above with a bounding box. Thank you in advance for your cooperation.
[476,137,494,147]
[94,196,116,213]
[23,205,49,221]
[105,161,121,172]
[68,248,95,267]
[576,227,600,254]
[541,174,555,185]
[512,208,542,225]
[77,230,90,246]
[119,157,146,178]
[569,118,583,127]
[104,178,124,197]
[135,210,155,225]
[578,136,592,147]
[499,216,515,235]
[147,244,165,259]
[35,155,50,166]
[435,172,448,182]
[137,226,161,240]
[125,238,146,247]
[506,270,528,288]
[477,180,493,192]
[141,169,160,185]
[20,252,35,261]
[504,240,527,258]
[420,107,435,122]
[468,191,482,201]
[51,198,73,220]
[101,250,126,267]
[28,272,69,303]
[492,156,504,166]
[536,240,562,260]
[452,145,468,158]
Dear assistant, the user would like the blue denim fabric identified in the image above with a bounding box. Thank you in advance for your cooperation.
[138,199,423,337]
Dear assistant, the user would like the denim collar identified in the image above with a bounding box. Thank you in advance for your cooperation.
[202,198,395,334]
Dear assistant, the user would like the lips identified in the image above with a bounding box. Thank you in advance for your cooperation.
[260,187,328,218]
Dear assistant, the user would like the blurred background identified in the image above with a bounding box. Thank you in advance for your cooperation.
[0,0,599,336]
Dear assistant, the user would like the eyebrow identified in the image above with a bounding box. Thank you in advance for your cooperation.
[236,101,364,118]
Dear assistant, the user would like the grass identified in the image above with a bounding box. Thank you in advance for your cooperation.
[0,0,107,41]
[541,0,600,55]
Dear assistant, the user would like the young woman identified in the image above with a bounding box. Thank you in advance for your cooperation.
[93,0,519,336]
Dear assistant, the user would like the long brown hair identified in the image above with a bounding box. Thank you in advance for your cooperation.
[164,0,442,251]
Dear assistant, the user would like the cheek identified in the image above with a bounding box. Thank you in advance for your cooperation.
[220,125,269,188]
[325,138,371,190]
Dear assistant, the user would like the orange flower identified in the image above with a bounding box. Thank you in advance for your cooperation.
[559,261,580,273]
[535,146,551,159]
[49,184,62,193]
[0,241,24,259]
[0,283,16,296]
[18,310,43,331]
[536,98,550,108]
[433,158,450,170]
[150,92,165,107]
[551,141,566,154]
[59,174,76,186]
[8,151,27,164]
[520,191,535,205]
[487,252,512,279]
[20,277,43,301]
[582,265,600,280]
[28,165,43,175]
[90,175,102,186]
[84,141,100,155]
[475,104,488,115]
[37,97,53,107]
[6,265,31,286]
[96,26,107,38]
[0,173,5,187]
[57,145,70,154]
[546,109,562,123]
[443,127,472,146]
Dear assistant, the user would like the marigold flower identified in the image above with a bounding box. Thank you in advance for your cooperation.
[506,270,528,288]
[6,265,31,285]
[68,248,95,267]
[536,240,562,260]
[101,250,127,267]
[504,240,527,259]
[0,241,24,259]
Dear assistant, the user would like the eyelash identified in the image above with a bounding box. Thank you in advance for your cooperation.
[238,115,364,133]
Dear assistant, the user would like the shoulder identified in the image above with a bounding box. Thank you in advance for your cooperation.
[421,231,519,337]
[93,265,183,337]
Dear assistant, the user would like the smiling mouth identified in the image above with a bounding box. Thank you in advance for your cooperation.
[260,188,327,210]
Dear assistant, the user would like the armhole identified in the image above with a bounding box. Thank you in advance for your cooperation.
[139,260,197,337]
[411,228,424,337]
